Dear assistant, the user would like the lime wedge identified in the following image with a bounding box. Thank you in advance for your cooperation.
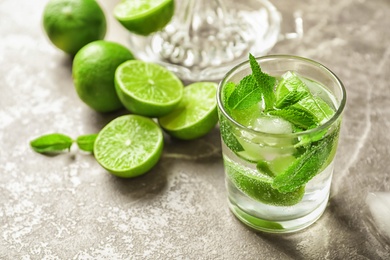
[275,71,311,109]
[158,82,218,140]
[225,160,305,206]
[114,0,174,36]
[94,115,163,178]
[230,204,284,230]
[115,60,184,117]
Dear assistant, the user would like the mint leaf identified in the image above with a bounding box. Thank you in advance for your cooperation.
[218,114,244,153]
[270,95,336,130]
[226,160,305,206]
[223,82,236,103]
[76,134,98,152]
[222,81,236,113]
[30,133,73,154]
[268,107,318,130]
[227,75,261,110]
[224,54,276,112]
[249,54,276,111]
[271,130,338,193]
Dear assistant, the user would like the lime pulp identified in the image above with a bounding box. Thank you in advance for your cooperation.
[94,115,163,178]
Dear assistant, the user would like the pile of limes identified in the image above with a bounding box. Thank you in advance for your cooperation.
[39,0,219,178]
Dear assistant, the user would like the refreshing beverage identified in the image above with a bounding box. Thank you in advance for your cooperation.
[217,55,346,233]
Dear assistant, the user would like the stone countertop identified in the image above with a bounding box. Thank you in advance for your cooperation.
[1,0,389,259]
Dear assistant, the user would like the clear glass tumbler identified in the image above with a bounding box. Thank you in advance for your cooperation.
[217,55,346,233]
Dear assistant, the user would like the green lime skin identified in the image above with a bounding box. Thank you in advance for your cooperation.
[114,0,174,36]
[158,82,219,140]
[43,0,107,56]
[72,40,134,112]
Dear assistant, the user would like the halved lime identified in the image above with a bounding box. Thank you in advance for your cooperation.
[158,82,218,140]
[275,71,311,109]
[114,0,174,36]
[94,115,163,178]
[115,60,184,117]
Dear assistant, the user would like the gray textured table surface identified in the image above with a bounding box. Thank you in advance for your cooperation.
[1,0,390,259]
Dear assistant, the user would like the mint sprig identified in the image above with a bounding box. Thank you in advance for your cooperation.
[30,133,97,154]
[224,54,276,112]
[227,75,261,110]
[248,54,276,111]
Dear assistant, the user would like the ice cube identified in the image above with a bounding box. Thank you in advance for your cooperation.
[366,192,390,242]
[250,115,293,134]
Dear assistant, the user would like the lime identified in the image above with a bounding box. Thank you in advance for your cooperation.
[43,0,106,56]
[115,60,183,117]
[275,71,311,109]
[114,0,174,36]
[94,115,163,178]
[158,82,218,140]
[72,40,134,112]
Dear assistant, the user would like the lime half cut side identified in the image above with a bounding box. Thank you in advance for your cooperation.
[114,0,174,36]
[115,60,184,117]
[158,82,219,140]
[94,115,163,178]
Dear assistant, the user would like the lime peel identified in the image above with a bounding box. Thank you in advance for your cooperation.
[158,82,219,140]
[114,0,174,35]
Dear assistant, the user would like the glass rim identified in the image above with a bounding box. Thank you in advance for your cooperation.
[217,54,347,138]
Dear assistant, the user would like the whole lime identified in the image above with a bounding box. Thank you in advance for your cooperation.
[72,40,134,112]
[43,0,107,56]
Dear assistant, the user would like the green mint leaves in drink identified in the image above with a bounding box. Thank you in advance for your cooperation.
[221,54,339,199]
[227,75,261,110]
[248,53,276,111]
[272,129,339,193]
[225,160,305,206]
[225,54,276,111]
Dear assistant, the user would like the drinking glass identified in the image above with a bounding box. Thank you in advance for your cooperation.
[217,55,346,233]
